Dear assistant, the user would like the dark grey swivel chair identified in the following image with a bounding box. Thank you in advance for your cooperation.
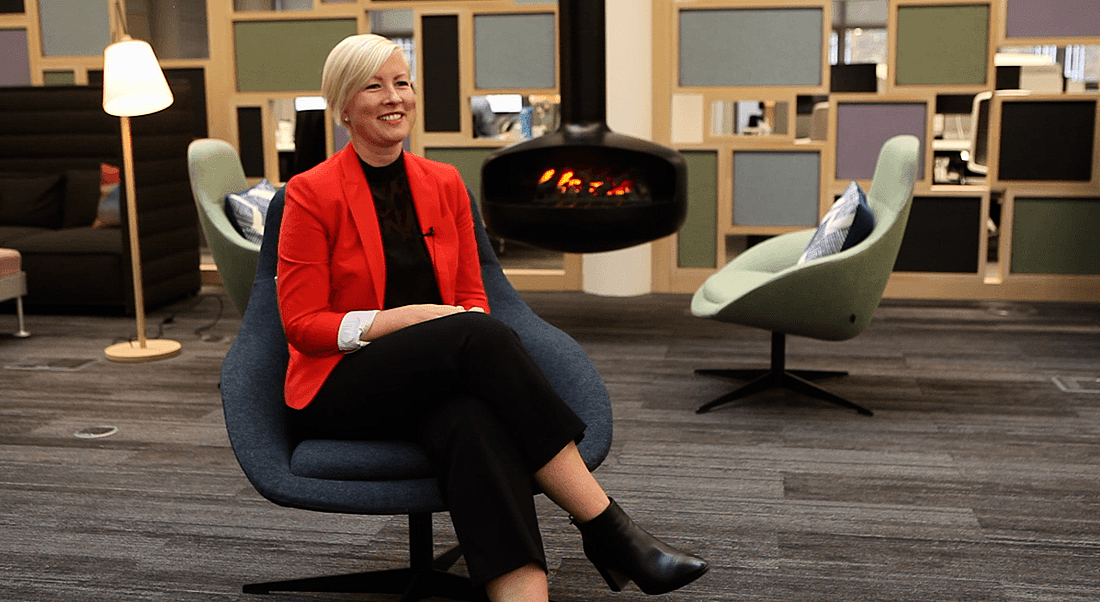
[220,187,613,601]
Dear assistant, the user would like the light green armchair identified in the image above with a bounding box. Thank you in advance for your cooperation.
[692,135,920,416]
[187,139,261,316]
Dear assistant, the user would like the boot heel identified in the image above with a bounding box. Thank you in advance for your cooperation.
[593,564,631,592]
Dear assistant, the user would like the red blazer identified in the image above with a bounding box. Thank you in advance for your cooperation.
[277,145,489,409]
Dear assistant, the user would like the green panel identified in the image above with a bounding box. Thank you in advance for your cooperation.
[896,5,988,86]
[235,20,357,92]
[423,147,498,207]
[679,151,718,269]
[1012,198,1100,275]
[43,71,75,86]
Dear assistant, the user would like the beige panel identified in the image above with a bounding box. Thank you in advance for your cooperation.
[671,94,704,144]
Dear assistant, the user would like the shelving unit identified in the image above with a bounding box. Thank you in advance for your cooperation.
[4,0,1097,300]
[652,0,1100,301]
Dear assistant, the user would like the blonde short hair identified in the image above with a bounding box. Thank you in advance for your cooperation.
[321,34,409,129]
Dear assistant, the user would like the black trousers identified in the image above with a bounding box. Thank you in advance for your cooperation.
[291,312,587,585]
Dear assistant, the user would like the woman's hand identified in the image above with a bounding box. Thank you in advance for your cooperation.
[363,304,469,341]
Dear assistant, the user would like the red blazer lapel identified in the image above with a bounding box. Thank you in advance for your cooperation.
[337,146,387,305]
[405,154,443,268]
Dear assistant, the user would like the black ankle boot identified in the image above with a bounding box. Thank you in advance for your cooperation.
[572,498,709,595]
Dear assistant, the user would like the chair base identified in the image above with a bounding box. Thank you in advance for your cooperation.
[13,294,29,337]
[243,513,485,602]
[243,566,481,600]
[695,332,873,416]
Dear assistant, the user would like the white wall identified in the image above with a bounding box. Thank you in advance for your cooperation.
[583,0,655,296]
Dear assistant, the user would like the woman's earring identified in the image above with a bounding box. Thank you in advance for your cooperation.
[343,116,350,122]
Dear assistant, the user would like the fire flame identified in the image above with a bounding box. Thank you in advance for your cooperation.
[539,168,635,198]
[605,180,633,196]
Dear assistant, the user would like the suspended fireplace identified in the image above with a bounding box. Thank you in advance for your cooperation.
[480,0,687,253]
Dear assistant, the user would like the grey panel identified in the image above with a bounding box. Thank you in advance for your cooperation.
[132,0,210,60]
[334,126,350,155]
[474,13,556,90]
[39,0,110,57]
[0,29,31,85]
[1005,0,1100,38]
[370,9,414,36]
[680,8,823,87]
[835,0,889,26]
[836,103,926,181]
[733,151,820,227]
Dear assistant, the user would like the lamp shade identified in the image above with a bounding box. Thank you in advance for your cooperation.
[102,37,173,117]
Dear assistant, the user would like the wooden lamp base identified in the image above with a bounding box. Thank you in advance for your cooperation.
[104,338,182,362]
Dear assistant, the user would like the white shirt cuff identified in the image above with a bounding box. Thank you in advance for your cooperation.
[338,310,379,352]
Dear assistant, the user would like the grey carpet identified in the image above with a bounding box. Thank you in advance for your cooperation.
[1,288,1098,601]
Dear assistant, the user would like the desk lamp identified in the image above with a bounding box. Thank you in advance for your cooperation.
[101,29,181,362]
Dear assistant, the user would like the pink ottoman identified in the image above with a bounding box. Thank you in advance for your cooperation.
[0,248,30,337]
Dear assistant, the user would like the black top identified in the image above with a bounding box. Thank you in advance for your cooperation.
[360,154,443,309]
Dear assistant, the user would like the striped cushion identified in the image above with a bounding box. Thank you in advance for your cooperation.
[798,181,875,264]
[224,179,276,244]
[0,248,21,278]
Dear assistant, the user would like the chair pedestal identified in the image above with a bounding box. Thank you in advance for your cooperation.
[695,332,873,416]
[243,513,485,602]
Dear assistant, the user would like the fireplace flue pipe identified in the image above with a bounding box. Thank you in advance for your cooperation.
[559,0,606,129]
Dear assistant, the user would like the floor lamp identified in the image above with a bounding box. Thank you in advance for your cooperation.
[101,35,182,362]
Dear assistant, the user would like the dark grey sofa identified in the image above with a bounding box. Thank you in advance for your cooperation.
[0,83,201,314]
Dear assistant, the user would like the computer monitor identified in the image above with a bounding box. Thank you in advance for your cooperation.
[830,63,878,93]
[997,98,1097,182]
[810,101,829,141]
[966,92,991,175]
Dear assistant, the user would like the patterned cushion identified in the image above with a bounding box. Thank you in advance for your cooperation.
[224,179,276,244]
[92,163,122,229]
[92,184,121,229]
[798,181,875,264]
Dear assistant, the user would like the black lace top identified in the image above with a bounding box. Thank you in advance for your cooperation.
[360,153,443,309]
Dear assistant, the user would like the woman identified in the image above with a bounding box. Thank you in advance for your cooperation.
[277,34,708,602]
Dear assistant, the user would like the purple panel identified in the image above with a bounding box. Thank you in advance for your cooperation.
[0,29,31,86]
[1005,0,1100,38]
[836,103,926,180]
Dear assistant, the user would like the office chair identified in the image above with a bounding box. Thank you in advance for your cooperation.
[692,135,919,416]
[220,186,613,600]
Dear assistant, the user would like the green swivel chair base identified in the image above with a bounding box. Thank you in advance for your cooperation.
[695,332,870,416]
[242,514,484,601]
